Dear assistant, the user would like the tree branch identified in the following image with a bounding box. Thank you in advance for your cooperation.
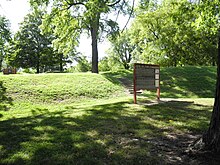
[121,0,135,33]
[115,0,125,22]
[64,0,86,10]
[107,0,121,7]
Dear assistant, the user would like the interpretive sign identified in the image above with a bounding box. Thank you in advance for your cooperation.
[133,63,160,104]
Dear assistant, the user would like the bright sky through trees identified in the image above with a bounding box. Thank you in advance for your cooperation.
[0,0,30,32]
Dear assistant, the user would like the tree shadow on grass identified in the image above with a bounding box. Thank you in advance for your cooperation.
[102,70,133,87]
[0,81,13,114]
[160,66,216,98]
[0,100,213,164]
[102,67,217,98]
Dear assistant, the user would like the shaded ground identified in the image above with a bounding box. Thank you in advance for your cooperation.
[145,130,220,165]
[142,129,220,165]
[0,81,13,112]
[113,76,219,164]
[0,97,218,164]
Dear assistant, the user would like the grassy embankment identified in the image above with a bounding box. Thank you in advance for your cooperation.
[0,66,216,164]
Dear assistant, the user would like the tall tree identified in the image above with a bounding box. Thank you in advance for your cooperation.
[192,0,220,152]
[30,0,133,73]
[7,8,57,73]
[130,0,217,66]
[108,30,134,69]
[0,16,11,70]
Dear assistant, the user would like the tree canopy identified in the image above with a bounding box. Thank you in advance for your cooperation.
[30,0,133,73]
[6,8,60,73]
[0,16,11,70]
[107,30,134,69]
[127,0,217,67]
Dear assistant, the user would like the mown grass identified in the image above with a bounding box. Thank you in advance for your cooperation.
[0,67,216,164]
[0,73,125,104]
[102,66,216,98]
[160,66,216,98]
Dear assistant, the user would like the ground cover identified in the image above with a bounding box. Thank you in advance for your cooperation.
[0,67,218,164]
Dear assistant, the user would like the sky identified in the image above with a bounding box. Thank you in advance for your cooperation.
[0,0,133,60]
[0,0,30,32]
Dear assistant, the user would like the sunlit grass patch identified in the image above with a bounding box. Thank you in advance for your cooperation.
[0,73,125,104]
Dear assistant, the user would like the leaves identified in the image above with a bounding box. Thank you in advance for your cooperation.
[0,16,11,69]
[107,30,134,69]
[6,8,58,73]
[129,0,218,66]
[30,0,132,73]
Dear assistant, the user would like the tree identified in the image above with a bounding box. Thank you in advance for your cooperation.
[0,16,11,70]
[108,30,134,69]
[130,0,217,66]
[7,8,58,73]
[75,56,91,72]
[30,0,133,73]
[191,0,220,152]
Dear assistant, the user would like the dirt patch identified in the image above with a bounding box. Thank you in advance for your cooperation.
[143,131,220,164]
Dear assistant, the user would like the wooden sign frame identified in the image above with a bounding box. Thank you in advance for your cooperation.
[133,63,160,104]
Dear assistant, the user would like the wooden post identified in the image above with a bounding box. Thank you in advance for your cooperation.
[157,67,160,100]
[133,63,137,104]
[157,88,160,100]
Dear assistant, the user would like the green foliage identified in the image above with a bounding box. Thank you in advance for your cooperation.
[192,0,220,34]
[6,8,55,73]
[41,9,80,56]
[98,56,125,72]
[0,16,11,69]
[30,0,132,73]
[75,56,91,72]
[22,68,37,74]
[98,57,111,72]
[107,30,134,69]
[130,0,217,66]
[6,8,69,73]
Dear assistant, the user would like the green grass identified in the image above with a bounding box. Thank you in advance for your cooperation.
[102,66,217,98]
[0,67,217,164]
[0,73,125,104]
[160,66,216,98]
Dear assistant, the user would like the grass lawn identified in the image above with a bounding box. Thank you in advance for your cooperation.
[0,67,217,164]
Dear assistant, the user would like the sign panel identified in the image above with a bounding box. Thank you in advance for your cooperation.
[133,63,160,104]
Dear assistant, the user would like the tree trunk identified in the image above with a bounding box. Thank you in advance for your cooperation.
[36,63,40,74]
[59,54,63,72]
[36,54,40,74]
[0,50,3,70]
[123,62,130,70]
[203,31,220,152]
[90,15,99,74]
